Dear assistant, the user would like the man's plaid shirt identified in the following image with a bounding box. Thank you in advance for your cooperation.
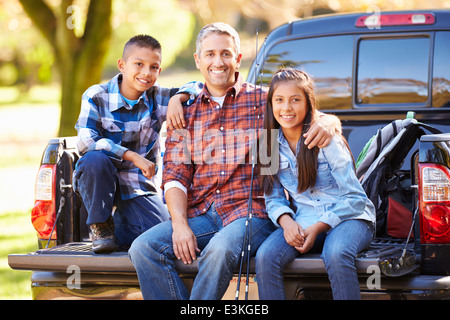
[162,73,269,225]
[76,73,200,200]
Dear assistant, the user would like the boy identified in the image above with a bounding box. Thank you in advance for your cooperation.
[74,35,199,253]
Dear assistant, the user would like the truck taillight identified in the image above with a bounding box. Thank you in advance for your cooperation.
[356,13,435,27]
[31,164,57,240]
[418,164,450,244]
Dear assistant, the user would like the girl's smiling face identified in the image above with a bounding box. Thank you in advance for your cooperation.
[272,80,308,138]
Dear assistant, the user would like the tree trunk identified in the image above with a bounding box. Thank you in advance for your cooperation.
[19,0,112,137]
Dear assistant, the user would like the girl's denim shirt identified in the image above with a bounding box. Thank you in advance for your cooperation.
[264,130,376,230]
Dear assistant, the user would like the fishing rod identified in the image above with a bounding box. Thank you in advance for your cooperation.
[235,28,266,300]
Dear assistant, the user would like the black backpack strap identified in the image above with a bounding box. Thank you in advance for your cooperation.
[416,122,443,135]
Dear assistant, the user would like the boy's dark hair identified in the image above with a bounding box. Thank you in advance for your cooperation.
[122,34,161,59]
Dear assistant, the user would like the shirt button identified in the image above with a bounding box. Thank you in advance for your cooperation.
[216,190,220,194]
[220,127,224,131]
[222,149,225,153]
[221,171,225,175]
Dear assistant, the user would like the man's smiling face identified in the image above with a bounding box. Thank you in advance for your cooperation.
[194,33,242,97]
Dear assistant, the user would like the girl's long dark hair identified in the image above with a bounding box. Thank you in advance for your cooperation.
[263,68,319,194]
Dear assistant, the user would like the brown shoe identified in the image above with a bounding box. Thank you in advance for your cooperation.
[89,216,118,253]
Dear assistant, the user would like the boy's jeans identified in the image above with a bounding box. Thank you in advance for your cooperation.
[73,151,170,247]
[129,203,275,300]
[256,219,374,300]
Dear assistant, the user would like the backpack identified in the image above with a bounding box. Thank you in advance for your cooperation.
[355,117,442,238]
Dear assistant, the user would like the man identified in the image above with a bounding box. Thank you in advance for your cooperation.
[129,23,340,299]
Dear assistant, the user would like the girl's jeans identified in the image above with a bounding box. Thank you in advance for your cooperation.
[73,151,170,247]
[129,203,275,300]
[255,219,374,300]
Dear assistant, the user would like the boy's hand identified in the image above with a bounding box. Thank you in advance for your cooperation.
[167,93,189,130]
[123,150,156,179]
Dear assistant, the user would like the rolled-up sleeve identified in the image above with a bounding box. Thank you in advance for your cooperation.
[162,128,194,191]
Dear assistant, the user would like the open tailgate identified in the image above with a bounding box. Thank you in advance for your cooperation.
[9,238,418,277]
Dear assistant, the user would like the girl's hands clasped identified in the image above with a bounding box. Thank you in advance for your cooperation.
[279,214,331,254]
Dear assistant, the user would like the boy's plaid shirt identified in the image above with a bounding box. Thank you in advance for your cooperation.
[163,73,269,225]
[76,73,201,200]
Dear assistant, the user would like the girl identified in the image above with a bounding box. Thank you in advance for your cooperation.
[256,68,376,300]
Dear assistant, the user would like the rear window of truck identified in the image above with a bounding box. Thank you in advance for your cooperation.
[262,31,450,110]
[262,35,353,110]
[356,36,430,106]
[433,32,450,109]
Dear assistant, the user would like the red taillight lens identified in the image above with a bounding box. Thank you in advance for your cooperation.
[418,164,450,244]
[31,164,56,239]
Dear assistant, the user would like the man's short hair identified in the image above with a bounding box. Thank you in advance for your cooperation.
[196,22,241,56]
[123,34,161,59]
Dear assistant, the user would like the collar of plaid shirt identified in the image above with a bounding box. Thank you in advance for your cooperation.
[162,72,269,226]
[108,74,153,112]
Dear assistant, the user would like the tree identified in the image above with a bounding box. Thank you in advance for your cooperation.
[19,0,112,136]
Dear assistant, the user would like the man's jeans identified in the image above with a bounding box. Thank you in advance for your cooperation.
[256,219,374,300]
[129,203,275,300]
[73,151,170,247]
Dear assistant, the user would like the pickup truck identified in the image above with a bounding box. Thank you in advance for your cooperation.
[8,9,450,300]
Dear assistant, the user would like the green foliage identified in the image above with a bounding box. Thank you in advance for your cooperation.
[0,63,18,86]
[0,0,54,87]
[103,0,196,79]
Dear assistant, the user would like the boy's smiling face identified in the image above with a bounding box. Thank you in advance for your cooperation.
[118,45,162,100]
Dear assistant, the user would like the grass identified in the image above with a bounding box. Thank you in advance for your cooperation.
[0,211,37,300]
[0,85,57,300]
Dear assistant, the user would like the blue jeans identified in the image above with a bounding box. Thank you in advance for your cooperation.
[73,151,170,247]
[129,203,275,300]
[256,219,374,300]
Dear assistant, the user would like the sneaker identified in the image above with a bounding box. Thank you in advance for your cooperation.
[89,216,118,253]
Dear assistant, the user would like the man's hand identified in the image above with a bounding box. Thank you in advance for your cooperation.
[166,93,189,130]
[165,187,199,264]
[303,113,342,149]
[123,150,156,179]
[172,220,200,264]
